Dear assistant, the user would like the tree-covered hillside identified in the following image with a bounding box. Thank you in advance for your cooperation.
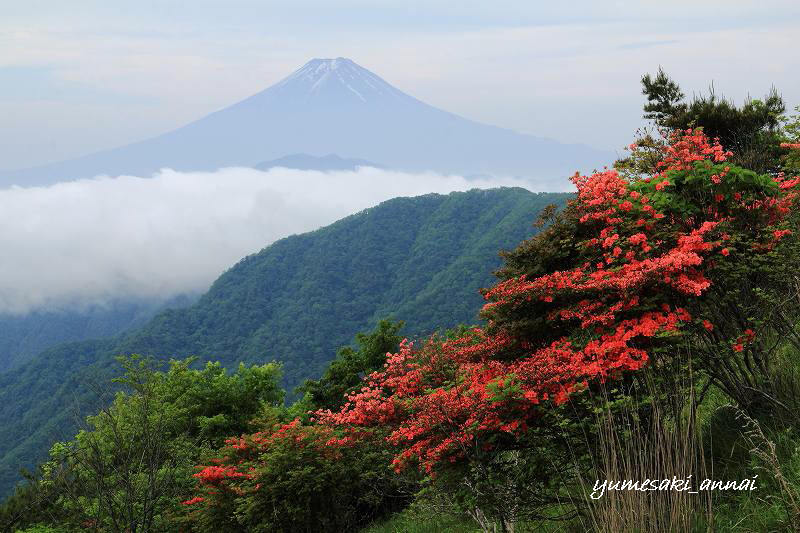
[0,187,568,498]
[0,296,196,374]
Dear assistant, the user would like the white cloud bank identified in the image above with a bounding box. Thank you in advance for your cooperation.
[0,167,545,314]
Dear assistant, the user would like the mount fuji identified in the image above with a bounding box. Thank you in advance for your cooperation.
[2,58,611,189]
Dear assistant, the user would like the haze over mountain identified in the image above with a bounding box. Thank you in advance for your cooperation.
[0,294,197,374]
[0,166,538,317]
[1,58,610,189]
[254,153,382,172]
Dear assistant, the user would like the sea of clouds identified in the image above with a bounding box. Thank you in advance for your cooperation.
[0,166,546,314]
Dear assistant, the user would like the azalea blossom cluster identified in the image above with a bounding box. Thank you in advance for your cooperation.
[656,129,732,173]
[184,419,343,506]
[316,130,800,475]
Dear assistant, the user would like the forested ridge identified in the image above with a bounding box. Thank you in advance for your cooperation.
[0,296,197,374]
[0,187,567,499]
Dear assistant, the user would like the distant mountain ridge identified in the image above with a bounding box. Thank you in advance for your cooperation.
[0,294,197,374]
[1,58,609,189]
[254,153,382,172]
[0,187,570,497]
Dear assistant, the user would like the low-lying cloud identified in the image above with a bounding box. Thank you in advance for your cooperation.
[0,166,548,314]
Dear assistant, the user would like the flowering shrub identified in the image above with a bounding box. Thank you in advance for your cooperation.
[182,134,800,531]
[318,130,800,477]
[182,413,405,532]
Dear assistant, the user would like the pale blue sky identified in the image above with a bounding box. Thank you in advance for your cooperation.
[2,0,799,170]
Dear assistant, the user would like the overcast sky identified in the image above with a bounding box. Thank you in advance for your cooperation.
[2,1,798,170]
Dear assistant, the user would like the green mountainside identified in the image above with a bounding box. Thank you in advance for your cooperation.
[0,296,197,374]
[0,188,569,497]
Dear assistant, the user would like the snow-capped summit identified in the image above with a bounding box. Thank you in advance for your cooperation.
[270,57,407,103]
[2,58,611,189]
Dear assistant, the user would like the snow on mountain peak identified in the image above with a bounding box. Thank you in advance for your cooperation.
[304,57,354,72]
[275,57,403,102]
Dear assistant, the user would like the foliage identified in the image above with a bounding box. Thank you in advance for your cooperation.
[178,322,421,532]
[362,507,478,533]
[0,356,283,532]
[0,188,568,499]
[640,67,686,126]
[617,68,788,175]
[318,131,800,529]
[180,413,408,533]
[783,106,800,175]
[299,319,404,411]
[0,299,187,374]
[502,130,800,411]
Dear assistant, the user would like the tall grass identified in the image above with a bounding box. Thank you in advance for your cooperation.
[571,345,800,532]
[573,364,713,532]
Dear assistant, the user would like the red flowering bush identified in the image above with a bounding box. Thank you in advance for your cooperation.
[319,129,800,482]
[182,413,406,532]
[182,134,800,531]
